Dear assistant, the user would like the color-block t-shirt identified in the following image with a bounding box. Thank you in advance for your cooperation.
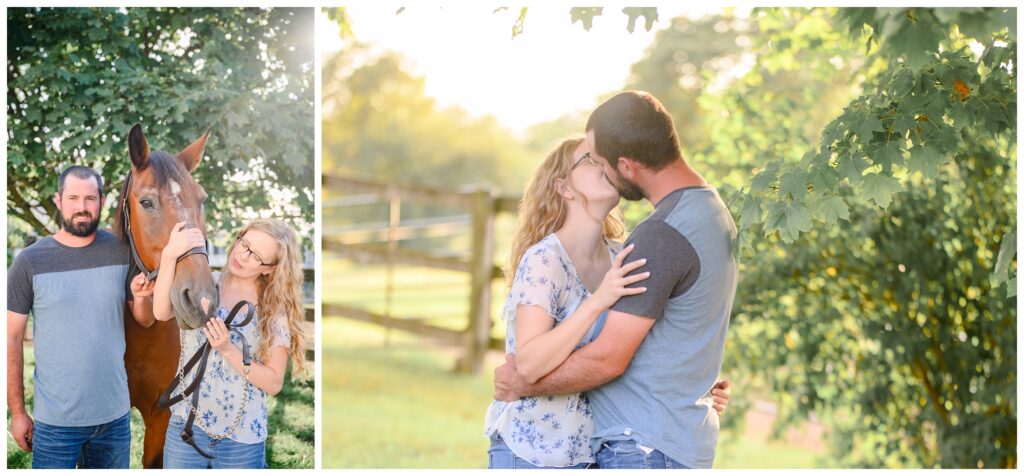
[589,186,738,469]
[7,230,133,427]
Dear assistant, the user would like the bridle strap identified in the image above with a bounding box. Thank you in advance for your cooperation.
[121,171,208,282]
[157,300,256,459]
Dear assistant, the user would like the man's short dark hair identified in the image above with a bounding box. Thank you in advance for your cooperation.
[585,91,682,170]
[57,165,103,198]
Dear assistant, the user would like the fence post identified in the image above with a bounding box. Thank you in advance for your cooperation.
[460,187,497,374]
[383,196,400,347]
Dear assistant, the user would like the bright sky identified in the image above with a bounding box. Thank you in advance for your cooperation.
[320,5,727,133]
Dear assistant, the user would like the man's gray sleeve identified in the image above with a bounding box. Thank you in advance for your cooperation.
[7,255,33,314]
[610,221,700,320]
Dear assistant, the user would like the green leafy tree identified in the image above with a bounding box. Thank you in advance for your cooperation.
[729,136,1015,468]
[7,7,314,249]
[729,9,1015,284]
[703,8,1016,468]
[322,42,533,190]
[625,13,744,155]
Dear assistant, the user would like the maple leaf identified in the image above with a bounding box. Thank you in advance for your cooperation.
[953,79,970,101]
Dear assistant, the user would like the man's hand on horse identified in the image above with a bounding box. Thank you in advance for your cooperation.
[493,354,527,402]
[202,317,236,355]
[130,272,156,298]
[10,412,33,452]
[711,379,731,415]
[162,222,205,263]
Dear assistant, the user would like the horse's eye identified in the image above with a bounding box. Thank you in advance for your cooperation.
[140,199,154,209]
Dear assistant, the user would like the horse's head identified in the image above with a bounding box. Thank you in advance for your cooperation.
[115,123,219,330]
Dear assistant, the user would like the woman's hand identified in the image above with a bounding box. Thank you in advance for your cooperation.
[711,379,731,415]
[202,318,237,355]
[161,222,205,264]
[591,243,650,310]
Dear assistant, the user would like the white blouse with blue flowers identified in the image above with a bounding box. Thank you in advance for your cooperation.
[171,277,292,444]
[484,233,620,467]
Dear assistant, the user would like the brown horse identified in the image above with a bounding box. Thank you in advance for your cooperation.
[113,123,220,468]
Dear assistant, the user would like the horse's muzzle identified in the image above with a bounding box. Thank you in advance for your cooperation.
[170,260,219,330]
[174,287,219,330]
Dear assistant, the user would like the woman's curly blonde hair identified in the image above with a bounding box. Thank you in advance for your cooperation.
[222,218,308,375]
[506,137,625,288]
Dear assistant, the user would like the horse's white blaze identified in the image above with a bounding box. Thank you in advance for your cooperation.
[164,181,190,222]
[169,195,183,219]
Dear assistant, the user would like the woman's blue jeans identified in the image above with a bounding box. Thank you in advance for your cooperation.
[163,415,267,469]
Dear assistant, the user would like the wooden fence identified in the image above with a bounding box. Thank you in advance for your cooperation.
[322,174,519,373]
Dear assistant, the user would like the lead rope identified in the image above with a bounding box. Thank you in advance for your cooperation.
[174,348,251,450]
[158,300,255,459]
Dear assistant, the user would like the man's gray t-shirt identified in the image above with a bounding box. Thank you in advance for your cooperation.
[589,186,738,469]
[7,230,133,426]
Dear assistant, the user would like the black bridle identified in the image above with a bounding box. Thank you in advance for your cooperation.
[120,171,208,282]
[157,300,255,459]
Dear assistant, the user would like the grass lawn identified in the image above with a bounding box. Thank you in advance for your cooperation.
[7,347,313,469]
[321,318,827,468]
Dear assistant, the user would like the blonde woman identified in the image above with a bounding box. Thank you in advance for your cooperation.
[484,138,731,469]
[153,218,308,468]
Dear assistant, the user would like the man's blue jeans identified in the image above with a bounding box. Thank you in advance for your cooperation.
[31,411,131,469]
[595,439,690,469]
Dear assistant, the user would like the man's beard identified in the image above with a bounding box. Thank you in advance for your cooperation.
[609,171,645,202]
[61,210,100,237]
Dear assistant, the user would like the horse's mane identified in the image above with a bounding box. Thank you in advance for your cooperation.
[113,151,192,242]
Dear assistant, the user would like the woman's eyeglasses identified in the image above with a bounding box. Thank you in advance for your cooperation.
[239,238,276,267]
[572,152,599,170]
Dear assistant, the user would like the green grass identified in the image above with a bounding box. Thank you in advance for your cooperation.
[322,319,493,468]
[7,347,313,469]
[715,430,826,469]
[321,318,825,469]
[266,372,315,469]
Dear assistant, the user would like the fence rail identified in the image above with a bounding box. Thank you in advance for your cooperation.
[323,174,518,373]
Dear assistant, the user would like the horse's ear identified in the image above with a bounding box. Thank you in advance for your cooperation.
[128,123,149,171]
[177,127,211,172]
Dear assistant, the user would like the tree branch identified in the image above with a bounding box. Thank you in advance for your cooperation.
[8,206,49,236]
[7,184,51,236]
[142,24,152,58]
[911,355,951,427]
